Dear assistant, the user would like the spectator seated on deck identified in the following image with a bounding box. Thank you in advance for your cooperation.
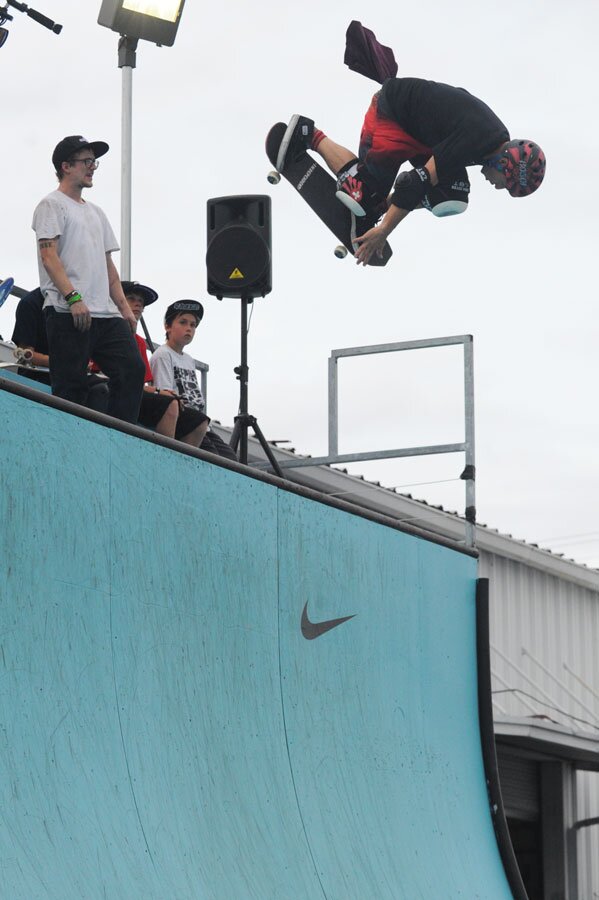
[117,280,196,443]
[122,282,235,459]
[11,287,109,411]
[147,296,237,461]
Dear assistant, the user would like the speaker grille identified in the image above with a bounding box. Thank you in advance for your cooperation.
[206,224,269,291]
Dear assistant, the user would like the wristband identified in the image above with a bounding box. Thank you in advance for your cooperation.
[390,167,431,211]
[65,291,82,306]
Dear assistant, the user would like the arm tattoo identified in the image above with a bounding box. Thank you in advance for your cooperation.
[39,240,55,249]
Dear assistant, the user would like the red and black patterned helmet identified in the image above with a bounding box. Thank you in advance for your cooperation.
[501,139,546,197]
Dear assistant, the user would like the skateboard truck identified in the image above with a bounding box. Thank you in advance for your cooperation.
[0,341,34,370]
[14,347,33,365]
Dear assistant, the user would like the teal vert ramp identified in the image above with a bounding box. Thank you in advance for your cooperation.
[0,384,517,899]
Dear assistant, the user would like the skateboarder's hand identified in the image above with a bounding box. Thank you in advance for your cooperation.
[70,299,92,332]
[354,226,387,266]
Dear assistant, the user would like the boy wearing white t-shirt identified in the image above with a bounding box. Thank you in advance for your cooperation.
[150,300,236,460]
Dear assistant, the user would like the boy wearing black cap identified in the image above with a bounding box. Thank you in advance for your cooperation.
[149,300,210,448]
[32,135,144,423]
[123,282,207,445]
[150,301,237,460]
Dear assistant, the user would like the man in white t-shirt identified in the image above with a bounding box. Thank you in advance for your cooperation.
[32,135,144,423]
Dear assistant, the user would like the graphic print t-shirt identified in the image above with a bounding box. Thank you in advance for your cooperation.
[149,343,205,412]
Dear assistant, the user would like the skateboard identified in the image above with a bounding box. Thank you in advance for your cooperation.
[0,277,14,309]
[265,123,392,266]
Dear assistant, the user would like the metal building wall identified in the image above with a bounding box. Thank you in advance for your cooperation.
[479,550,599,897]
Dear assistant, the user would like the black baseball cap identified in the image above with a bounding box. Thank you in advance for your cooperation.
[164,300,204,325]
[52,135,109,171]
[121,280,158,307]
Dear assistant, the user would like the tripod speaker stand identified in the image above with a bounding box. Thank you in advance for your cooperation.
[206,194,283,478]
[228,296,283,477]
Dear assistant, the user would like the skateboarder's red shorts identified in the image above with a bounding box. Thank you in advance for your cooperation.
[358,91,470,216]
[359,92,432,192]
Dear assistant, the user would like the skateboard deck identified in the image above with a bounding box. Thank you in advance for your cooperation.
[266,123,392,266]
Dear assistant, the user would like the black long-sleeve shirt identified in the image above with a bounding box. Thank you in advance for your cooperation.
[379,77,510,180]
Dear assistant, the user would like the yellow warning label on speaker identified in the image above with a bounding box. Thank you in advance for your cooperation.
[229,268,244,280]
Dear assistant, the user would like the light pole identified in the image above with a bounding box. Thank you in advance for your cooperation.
[97,0,186,280]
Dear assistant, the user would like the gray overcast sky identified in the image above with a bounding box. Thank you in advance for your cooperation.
[2,0,598,567]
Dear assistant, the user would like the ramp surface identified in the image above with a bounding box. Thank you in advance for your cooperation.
[0,388,514,898]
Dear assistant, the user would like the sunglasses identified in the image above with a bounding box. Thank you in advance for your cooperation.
[69,157,99,170]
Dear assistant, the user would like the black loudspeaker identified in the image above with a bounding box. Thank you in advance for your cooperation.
[206,195,272,299]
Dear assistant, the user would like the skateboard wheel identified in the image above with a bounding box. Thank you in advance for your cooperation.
[334,245,348,259]
[267,170,281,185]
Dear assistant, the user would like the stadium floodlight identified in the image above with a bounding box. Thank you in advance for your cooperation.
[97,0,186,47]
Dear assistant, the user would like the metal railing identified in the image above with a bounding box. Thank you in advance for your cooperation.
[256,334,476,547]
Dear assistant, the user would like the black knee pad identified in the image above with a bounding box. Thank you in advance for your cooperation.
[423,173,470,217]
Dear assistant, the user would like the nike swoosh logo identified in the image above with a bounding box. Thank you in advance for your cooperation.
[301,602,355,640]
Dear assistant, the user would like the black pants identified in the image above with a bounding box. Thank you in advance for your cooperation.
[44,309,145,424]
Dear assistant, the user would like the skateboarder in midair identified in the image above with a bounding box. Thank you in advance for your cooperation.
[276,21,546,266]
